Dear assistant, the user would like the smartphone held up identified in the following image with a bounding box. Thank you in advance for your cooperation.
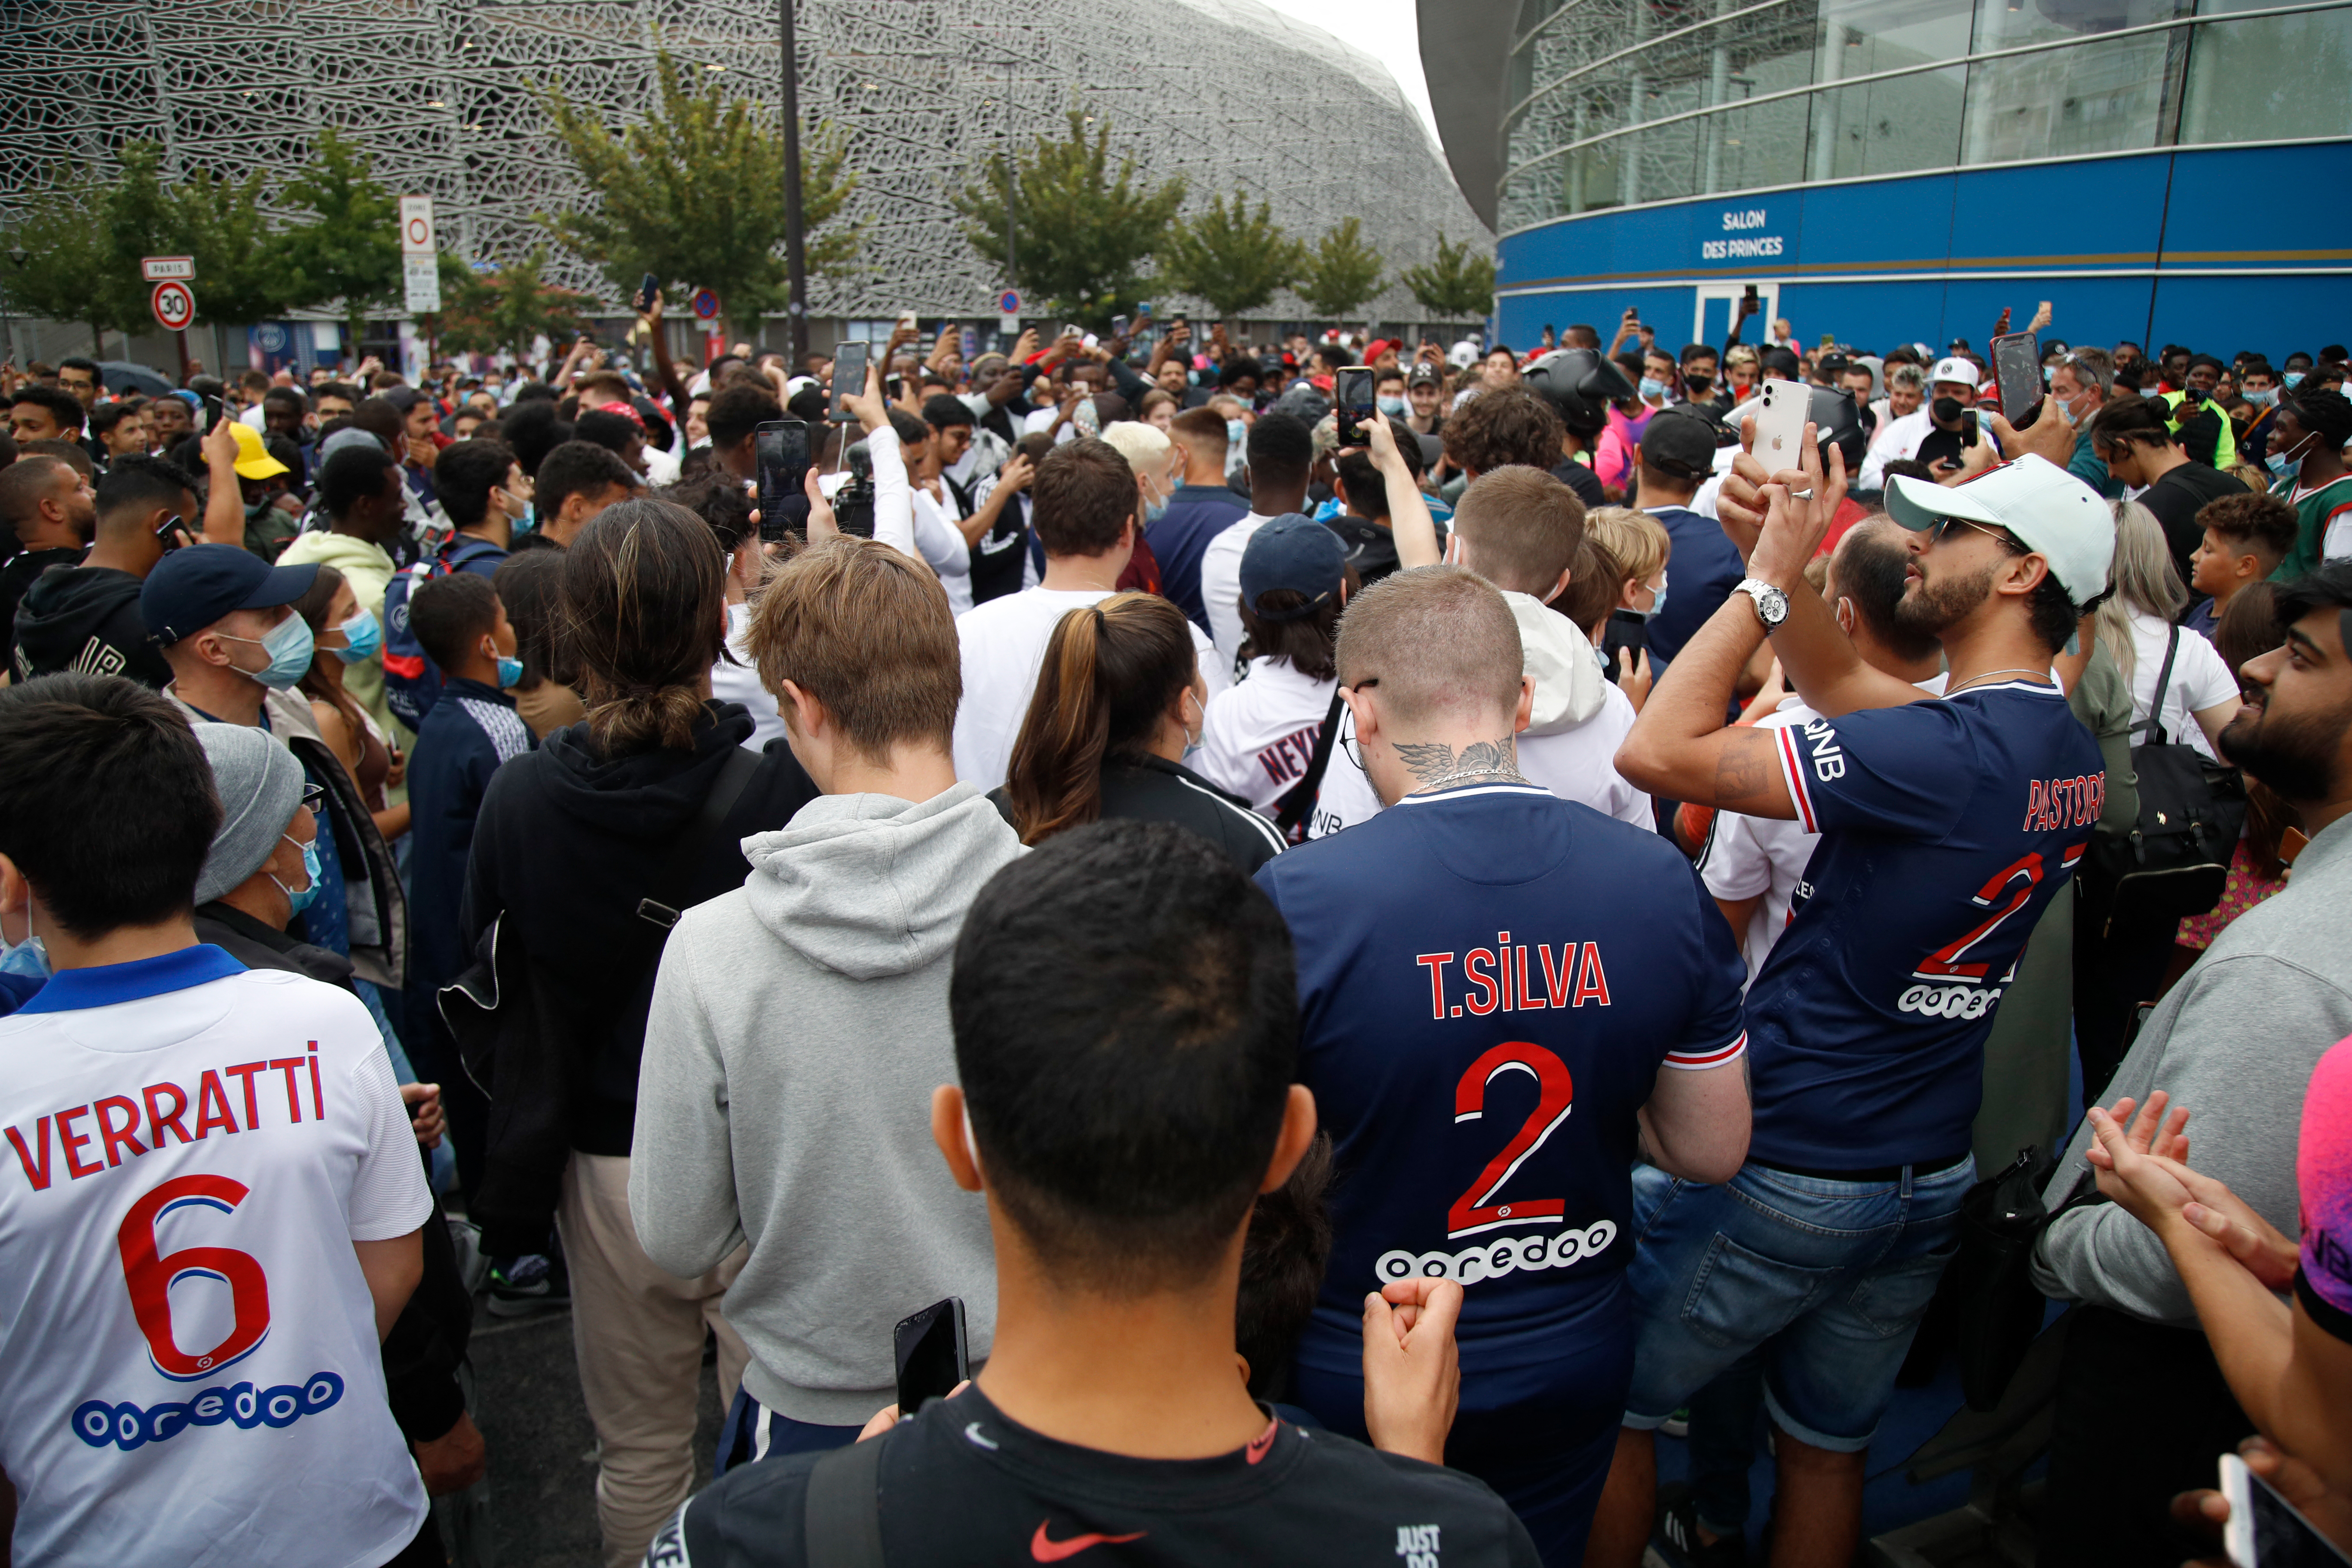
[830,342,871,425]
[894,1296,969,1417]
[753,420,809,543]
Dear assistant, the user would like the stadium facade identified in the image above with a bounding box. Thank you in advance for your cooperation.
[0,0,1487,357]
[1420,0,2352,360]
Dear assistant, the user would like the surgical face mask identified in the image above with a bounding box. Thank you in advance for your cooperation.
[1180,688,1205,760]
[0,930,49,980]
[273,833,322,915]
[217,613,316,690]
[495,652,524,689]
[333,608,382,664]
[1377,395,1407,417]
[2283,371,2306,390]
[1639,377,1668,402]
[1140,478,1171,527]
[2268,431,2315,478]
[2242,386,2278,408]
[1225,417,1246,448]
[1932,395,1966,424]
[1648,576,1668,619]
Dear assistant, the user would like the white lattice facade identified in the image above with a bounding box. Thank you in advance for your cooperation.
[0,0,1490,325]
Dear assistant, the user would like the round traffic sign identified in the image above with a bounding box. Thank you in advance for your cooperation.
[405,214,431,249]
[997,289,1020,314]
[690,288,721,321]
[150,280,195,332]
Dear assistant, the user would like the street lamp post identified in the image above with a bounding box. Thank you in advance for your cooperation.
[778,0,809,366]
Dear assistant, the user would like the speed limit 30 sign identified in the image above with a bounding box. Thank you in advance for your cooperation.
[150,280,196,332]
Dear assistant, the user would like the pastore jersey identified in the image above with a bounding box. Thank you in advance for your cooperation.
[1255,785,1746,1409]
[1752,680,2103,1170]
[0,946,432,1568]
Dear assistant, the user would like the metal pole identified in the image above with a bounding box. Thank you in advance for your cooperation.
[1004,61,1017,295]
[779,0,809,367]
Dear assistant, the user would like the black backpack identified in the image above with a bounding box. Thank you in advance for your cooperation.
[2087,625,2246,931]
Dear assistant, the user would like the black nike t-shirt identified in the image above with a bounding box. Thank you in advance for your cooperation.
[649,1385,1539,1567]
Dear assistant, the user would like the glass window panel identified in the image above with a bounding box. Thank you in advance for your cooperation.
[1703,89,1813,193]
[2178,7,2352,143]
[1960,0,2190,163]
[1804,0,1972,178]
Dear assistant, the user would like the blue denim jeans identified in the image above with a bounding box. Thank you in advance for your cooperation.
[1622,1155,1972,1452]
[710,1386,861,1476]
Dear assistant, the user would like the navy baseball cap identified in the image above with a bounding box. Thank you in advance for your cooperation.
[141,544,319,646]
[1240,514,1347,621]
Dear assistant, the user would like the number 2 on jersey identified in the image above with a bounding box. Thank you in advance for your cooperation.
[1912,851,2044,981]
[116,1174,272,1380]
[1448,1042,1574,1239]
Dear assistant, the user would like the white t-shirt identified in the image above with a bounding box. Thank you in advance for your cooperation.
[1698,701,1822,986]
[0,948,432,1568]
[2125,607,2237,760]
[713,600,787,752]
[1518,680,1652,827]
[952,586,1228,790]
[910,487,974,616]
[1199,512,1273,674]
[1194,656,1385,842]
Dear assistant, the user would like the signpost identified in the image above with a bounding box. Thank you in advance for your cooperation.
[691,288,722,322]
[144,256,196,380]
[399,196,442,317]
[998,288,1020,338]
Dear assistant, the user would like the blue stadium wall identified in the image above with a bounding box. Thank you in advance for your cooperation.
[1493,138,2352,363]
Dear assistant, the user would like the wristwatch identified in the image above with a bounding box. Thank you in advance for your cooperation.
[1735,577,1790,631]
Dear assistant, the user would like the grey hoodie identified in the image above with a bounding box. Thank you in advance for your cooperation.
[629,784,1025,1424]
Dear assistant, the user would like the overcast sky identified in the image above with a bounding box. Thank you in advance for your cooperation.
[1256,0,1443,146]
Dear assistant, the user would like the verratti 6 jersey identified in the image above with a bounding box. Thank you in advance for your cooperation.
[1752,680,2104,1171]
[1255,784,1747,1390]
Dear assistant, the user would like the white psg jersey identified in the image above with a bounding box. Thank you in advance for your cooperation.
[0,946,432,1567]
[1194,656,1385,842]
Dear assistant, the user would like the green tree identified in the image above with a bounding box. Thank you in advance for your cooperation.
[279,129,404,353]
[539,51,863,339]
[435,247,591,359]
[175,165,303,327]
[1157,194,1302,322]
[951,107,1185,331]
[1298,217,1384,323]
[0,141,177,348]
[1400,230,1497,324]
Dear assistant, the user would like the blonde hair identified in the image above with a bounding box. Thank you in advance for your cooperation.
[1100,420,1173,474]
[1583,505,1671,587]
[1452,467,1584,597]
[2092,499,2187,685]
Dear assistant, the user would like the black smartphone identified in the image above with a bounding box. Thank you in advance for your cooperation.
[153,512,188,553]
[1743,284,1759,305]
[1991,329,2043,426]
[894,1296,968,1416]
[829,341,870,425]
[1334,365,1375,447]
[631,272,659,315]
[754,420,809,541]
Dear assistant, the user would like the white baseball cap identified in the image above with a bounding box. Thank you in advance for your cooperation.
[1929,356,1977,388]
[1884,453,2115,607]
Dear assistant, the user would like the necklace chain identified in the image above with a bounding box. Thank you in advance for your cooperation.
[1412,764,1530,793]
[1945,666,2054,695]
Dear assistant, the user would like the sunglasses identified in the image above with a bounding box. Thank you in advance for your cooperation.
[1932,516,2022,553]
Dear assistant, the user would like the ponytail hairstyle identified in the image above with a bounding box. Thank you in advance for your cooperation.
[559,496,729,756]
[1003,592,1198,846]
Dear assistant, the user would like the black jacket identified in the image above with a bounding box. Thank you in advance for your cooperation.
[193,902,473,1446]
[461,701,818,1181]
[990,756,1285,873]
[12,564,173,687]
[0,547,81,660]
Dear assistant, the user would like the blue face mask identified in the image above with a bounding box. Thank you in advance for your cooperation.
[2268,431,2314,478]
[1225,417,1246,449]
[508,499,537,536]
[2242,386,2278,408]
[1141,482,1170,527]
[1648,578,1668,619]
[333,608,382,664]
[495,654,524,690]
[220,613,316,691]
[0,931,50,979]
[1639,377,1668,402]
[2284,372,2306,390]
[273,833,322,915]
[1377,395,1407,417]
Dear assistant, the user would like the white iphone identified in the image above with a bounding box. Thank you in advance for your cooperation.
[1750,378,1813,470]
[2221,1451,2352,1566]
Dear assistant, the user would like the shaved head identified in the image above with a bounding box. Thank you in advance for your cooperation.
[1335,565,1523,730]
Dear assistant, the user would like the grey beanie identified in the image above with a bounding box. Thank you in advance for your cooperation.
[318,425,386,462]
[193,723,307,905]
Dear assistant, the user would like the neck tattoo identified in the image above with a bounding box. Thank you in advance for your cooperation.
[1393,737,1528,794]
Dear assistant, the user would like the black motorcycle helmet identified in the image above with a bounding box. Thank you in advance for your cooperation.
[1522,348,1637,440]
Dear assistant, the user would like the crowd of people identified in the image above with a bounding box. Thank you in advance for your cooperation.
[0,289,2349,1568]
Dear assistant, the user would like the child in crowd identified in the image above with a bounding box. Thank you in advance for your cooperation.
[2186,490,2300,636]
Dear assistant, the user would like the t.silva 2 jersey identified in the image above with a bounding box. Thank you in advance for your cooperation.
[1256,784,1747,1429]
[0,946,433,1568]
[1752,680,2104,1171]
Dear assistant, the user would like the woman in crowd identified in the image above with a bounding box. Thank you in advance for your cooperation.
[995,591,1282,870]
[460,498,818,1568]
[660,471,787,750]
[492,545,587,738]
[2094,499,2243,759]
[291,563,408,845]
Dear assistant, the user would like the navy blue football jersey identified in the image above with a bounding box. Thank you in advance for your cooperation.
[1255,784,1747,1404]
[1751,680,2104,1170]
